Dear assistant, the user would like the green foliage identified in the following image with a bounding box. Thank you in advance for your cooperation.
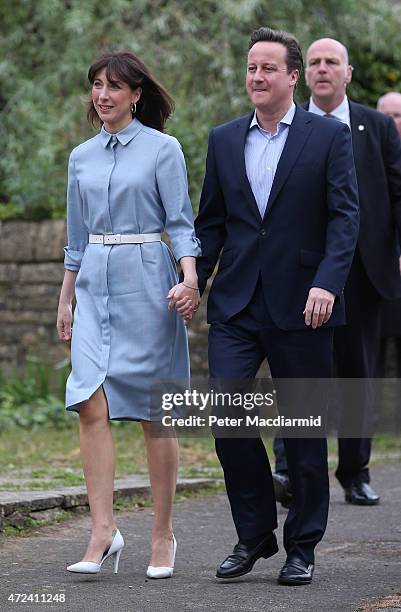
[1,0,401,219]
[0,355,72,428]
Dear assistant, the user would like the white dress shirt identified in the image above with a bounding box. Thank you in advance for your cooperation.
[308,95,351,128]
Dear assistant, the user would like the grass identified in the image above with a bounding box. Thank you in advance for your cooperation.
[1,424,399,536]
[0,422,221,487]
[0,423,400,490]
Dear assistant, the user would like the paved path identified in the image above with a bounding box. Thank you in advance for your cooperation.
[1,464,401,612]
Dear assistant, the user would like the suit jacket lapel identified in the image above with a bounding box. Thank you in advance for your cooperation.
[264,106,313,217]
[303,98,363,166]
[232,114,262,220]
[349,101,366,174]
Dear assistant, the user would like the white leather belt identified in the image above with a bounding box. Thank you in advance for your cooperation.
[89,233,162,245]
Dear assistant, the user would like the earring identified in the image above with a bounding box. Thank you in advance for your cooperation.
[130,101,136,115]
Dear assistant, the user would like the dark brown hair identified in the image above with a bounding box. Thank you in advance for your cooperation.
[87,51,174,132]
[249,27,304,74]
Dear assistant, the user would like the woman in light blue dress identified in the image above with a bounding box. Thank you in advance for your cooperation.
[56,51,201,578]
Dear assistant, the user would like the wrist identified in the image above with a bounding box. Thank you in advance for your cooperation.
[183,274,198,286]
[59,299,72,308]
[182,282,199,291]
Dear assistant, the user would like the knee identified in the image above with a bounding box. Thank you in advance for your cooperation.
[285,440,327,477]
[79,397,109,428]
[141,420,156,436]
[141,420,170,440]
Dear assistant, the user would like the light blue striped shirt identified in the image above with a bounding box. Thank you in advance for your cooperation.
[245,102,296,217]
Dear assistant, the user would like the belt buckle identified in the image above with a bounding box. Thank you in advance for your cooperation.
[104,234,121,245]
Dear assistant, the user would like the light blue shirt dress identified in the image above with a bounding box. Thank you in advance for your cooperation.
[64,118,201,420]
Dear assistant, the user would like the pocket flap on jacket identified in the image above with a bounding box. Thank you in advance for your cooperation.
[300,249,325,267]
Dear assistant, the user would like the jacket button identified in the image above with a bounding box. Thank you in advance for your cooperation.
[260,229,266,236]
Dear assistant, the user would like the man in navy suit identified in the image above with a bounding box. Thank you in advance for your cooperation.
[273,39,401,509]
[376,93,401,411]
[194,27,359,585]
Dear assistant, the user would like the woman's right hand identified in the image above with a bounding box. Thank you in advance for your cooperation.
[57,302,73,342]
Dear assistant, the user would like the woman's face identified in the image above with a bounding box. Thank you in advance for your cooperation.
[92,68,141,132]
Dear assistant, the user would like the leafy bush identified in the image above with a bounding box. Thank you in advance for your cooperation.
[1,0,401,219]
[0,356,74,428]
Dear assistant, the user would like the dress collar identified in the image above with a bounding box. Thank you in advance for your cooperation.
[100,118,143,148]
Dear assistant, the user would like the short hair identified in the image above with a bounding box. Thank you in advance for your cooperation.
[87,51,174,132]
[249,27,304,74]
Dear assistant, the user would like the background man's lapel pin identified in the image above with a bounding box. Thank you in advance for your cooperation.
[358,124,365,131]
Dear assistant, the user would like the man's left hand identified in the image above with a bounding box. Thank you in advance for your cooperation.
[303,287,336,329]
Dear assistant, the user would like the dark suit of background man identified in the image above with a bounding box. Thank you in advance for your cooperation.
[376,93,401,404]
[195,27,359,586]
[274,39,401,507]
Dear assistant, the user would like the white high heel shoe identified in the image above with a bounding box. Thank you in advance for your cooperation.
[146,534,177,579]
[67,529,125,574]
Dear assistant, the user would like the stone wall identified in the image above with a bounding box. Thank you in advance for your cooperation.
[0,220,68,369]
[0,220,209,375]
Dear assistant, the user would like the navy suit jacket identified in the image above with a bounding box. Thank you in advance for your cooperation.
[307,100,401,300]
[195,105,360,330]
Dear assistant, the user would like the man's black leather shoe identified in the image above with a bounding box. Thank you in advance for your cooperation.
[278,555,314,585]
[344,481,380,505]
[216,533,278,579]
[272,472,292,509]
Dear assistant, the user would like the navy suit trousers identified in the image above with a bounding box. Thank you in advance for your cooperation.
[208,279,333,564]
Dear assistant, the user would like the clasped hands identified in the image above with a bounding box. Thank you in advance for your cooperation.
[167,281,200,322]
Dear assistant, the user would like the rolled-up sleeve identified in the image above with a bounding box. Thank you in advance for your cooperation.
[63,151,88,271]
[156,137,201,262]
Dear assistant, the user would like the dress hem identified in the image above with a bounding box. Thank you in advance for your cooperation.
[66,382,162,422]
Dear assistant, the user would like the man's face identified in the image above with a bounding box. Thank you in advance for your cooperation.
[246,42,298,113]
[377,94,401,137]
[305,39,352,105]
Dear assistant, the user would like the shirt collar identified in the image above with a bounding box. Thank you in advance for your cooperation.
[308,95,350,126]
[250,101,296,134]
[100,118,143,148]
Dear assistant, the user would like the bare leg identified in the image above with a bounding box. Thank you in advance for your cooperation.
[142,422,179,566]
[79,386,117,562]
